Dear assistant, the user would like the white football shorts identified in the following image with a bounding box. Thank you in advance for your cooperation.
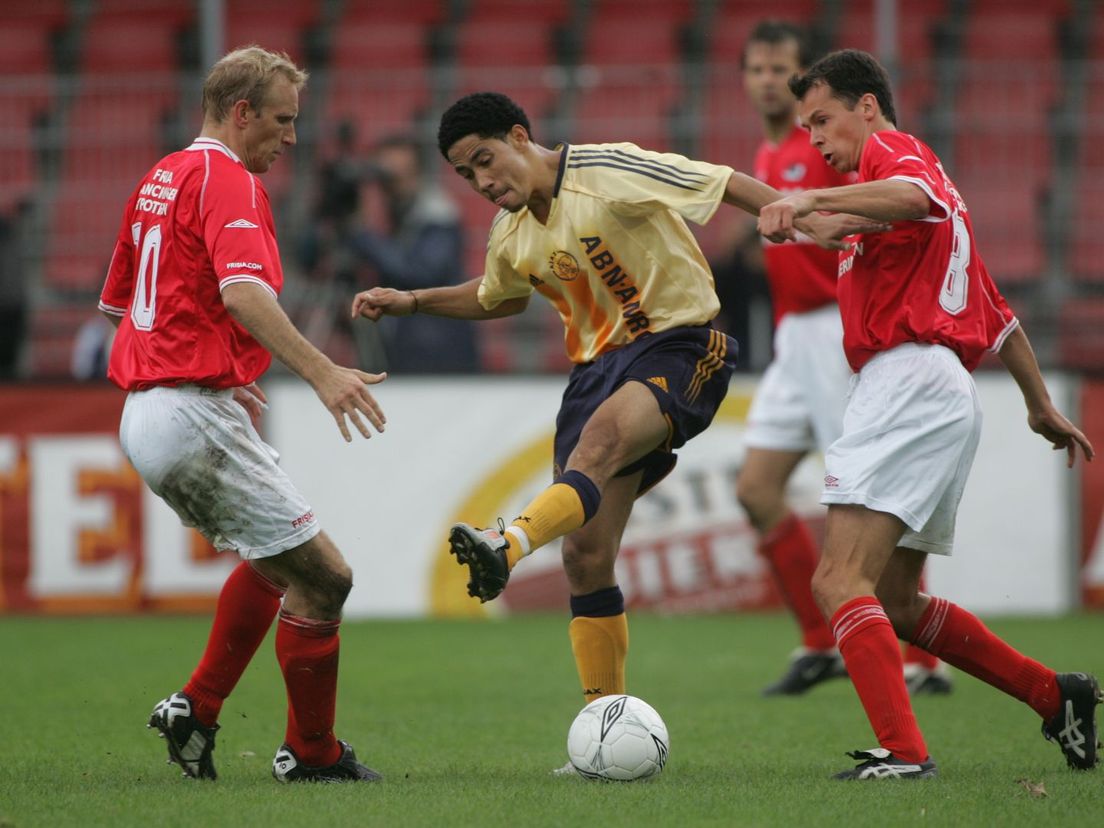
[744,304,852,453]
[119,385,320,559]
[820,342,982,555]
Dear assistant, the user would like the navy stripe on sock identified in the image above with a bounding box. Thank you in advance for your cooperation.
[570,586,625,618]
[560,469,601,523]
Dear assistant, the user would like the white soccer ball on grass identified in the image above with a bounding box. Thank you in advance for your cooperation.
[566,694,669,781]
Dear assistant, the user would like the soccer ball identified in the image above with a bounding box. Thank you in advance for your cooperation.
[566,694,669,781]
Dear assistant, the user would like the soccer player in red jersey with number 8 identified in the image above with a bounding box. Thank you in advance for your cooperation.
[99,46,386,783]
[741,21,950,697]
[758,49,1099,779]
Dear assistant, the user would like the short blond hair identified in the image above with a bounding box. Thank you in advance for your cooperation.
[202,45,308,122]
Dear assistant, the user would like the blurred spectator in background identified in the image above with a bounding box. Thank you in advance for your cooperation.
[0,202,29,379]
[349,134,479,374]
[297,119,382,369]
[707,217,768,372]
[71,314,114,380]
[317,119,365,238]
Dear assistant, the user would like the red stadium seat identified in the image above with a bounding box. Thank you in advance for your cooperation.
[1057,298,1104,371]
[325,71,431,150]
[0,77,53,208]
[226,1,322,63]
[331,21,429,70]
[456,20,556,68]
[955,179,1044,284]
[81,15,182,72]
[834,0,949,61]
[0,0,67,24]
[1069,177,1104,282]
[93,0,193,21]
[0,21,56,74]
[700,69,760,168]
[579,15,682,66]
[464,0,568,24]
[341,0,444,25]
[573,65,680,150]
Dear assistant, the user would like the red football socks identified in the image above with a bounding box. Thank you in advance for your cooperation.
[184,562,285,727]
[832,596,929,762]
[276,609,343,768]
[903,572,939,669]
[911,596,1060,720]
[759,514,836,651]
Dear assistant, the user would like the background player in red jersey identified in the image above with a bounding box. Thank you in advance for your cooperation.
[98,46,386,783]
[740,21,950,697]
[758,49,1099,780]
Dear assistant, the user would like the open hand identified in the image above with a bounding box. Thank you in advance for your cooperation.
[1028,407,1095,468]
[313,365,388,442]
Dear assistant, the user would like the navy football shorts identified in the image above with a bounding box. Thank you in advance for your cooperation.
[553,325,738,494]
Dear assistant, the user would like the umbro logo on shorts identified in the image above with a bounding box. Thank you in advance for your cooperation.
[224,218,259,229]
[824,474,840,488]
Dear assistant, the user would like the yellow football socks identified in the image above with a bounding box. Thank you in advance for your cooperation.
[504,482,586,569]
[569,614,629,703]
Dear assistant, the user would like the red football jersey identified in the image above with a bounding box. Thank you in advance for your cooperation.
[99,137,281,390]
[837,130,1017,372]
[755,125,853,322]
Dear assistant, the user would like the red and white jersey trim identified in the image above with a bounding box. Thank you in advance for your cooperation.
[98,300,127,316]
[988,316,1020,353]
[889,175,950,223]
[185,136,240,163]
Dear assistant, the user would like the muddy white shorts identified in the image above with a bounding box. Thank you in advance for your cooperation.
[119,385,320,559]
[820,343,982,555]
[745,304,852,453]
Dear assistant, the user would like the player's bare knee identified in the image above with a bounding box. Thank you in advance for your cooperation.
[318,560,353,613]
[735,477,774,528]
[567,439,620,485]
[810,562,857,618]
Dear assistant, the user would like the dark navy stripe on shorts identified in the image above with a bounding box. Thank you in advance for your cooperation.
[554,325,738,495]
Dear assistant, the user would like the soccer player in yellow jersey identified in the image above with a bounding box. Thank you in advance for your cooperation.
[352,92,878,713]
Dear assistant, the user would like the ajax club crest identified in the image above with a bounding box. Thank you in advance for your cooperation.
[549,250,581,281]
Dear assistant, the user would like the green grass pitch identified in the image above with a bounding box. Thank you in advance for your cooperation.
[2,613,1102,827]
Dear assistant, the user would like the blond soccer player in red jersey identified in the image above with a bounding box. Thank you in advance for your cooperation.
[99,46,386,783]
[739,21,951,697]
[758,48,1099,780]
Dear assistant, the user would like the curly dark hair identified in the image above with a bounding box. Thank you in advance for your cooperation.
[436,92,532,159]
[788,49,897,127]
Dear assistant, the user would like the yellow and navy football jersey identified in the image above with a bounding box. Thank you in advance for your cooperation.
[478,142,735,364]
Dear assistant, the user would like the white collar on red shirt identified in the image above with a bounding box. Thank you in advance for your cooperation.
[186,137,242,164]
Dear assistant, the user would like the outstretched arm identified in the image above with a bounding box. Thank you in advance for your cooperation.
[724,173,891,249]
[351,277,529,321]
[998,324,1094,467]
[758,180,930,242]
[721,171,790,215]
[222,282,387,443]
